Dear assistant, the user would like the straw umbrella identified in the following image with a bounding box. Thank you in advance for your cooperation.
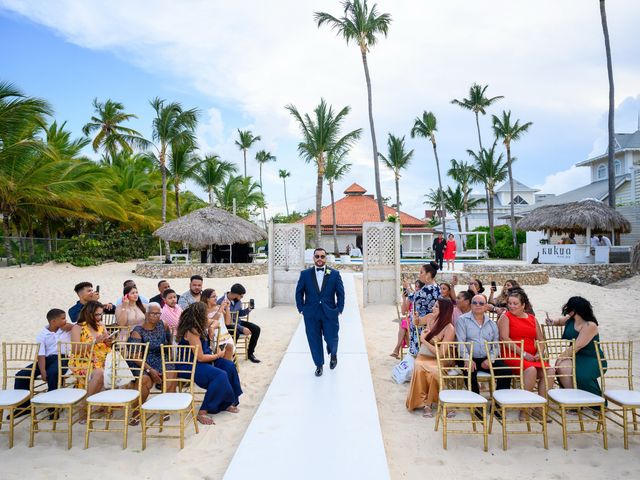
[516,199,631,244]
[154,205,267,262]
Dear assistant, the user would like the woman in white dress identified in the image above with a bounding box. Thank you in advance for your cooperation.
[201,288,234,361]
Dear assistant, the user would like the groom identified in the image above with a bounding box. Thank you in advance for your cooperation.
[295,247,345,377]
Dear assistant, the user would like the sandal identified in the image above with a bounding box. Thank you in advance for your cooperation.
[446,410,456,418]
[197,412,215,425]
[389,352,400,359]
[422,406,434,418]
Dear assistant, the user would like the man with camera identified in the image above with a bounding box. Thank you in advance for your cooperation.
[218,283,261,363]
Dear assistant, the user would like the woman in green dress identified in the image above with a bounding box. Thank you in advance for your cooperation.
[548,296,606,396]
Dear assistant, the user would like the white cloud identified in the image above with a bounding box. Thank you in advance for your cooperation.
[534,165,591,195]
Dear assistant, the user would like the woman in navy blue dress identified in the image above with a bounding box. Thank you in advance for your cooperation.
[177,302,242,425]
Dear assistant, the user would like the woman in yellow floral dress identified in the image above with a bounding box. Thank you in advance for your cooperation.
[69,301,112,394]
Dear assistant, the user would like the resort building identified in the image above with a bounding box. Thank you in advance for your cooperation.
[297,183,431,254]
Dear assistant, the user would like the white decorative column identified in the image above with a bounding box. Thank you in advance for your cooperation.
[362,222,400,306]
[268,223,306,307]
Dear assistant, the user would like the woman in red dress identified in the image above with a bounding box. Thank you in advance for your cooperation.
[497,289,553,400]
[443,234,457,271]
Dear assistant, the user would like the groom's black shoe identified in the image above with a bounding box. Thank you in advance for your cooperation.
[248,354,261,363]
[330,354,337,370]
[315,366,323,377]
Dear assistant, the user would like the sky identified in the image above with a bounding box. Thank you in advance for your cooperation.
[1,0,640,221]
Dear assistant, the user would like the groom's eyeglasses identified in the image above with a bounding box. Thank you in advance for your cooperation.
[314,254,326,259]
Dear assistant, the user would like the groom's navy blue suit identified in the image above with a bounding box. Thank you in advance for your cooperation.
[295,266,345,367]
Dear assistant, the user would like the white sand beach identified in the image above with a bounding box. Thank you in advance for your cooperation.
[0,262,639,479]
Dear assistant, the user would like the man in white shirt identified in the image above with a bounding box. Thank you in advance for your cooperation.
[590,235,600,248]
[598,235,612,247]
[14,309,72,413]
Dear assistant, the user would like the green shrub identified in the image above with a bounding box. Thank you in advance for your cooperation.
[465,225,524,259]
[54,232,155,267]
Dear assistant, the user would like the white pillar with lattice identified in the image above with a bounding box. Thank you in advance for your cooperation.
[268,223,306,307]
[362,222,401,306]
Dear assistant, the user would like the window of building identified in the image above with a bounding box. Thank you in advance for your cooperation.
[597,164,607,179]
[511,195,528,205]
[615,160,622,175]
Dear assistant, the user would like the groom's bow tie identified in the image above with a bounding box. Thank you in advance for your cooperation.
[316,267,325,272]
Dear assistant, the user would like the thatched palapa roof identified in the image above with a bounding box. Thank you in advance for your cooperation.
[516,199,631,235]
[153,206,267,248]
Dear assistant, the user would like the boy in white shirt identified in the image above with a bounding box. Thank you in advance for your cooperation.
[14,309,73,412]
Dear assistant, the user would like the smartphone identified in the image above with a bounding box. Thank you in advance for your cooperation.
[96,285,100,293]
[491,281,497,291]
[107,329,119,339]
[249,298,255,309]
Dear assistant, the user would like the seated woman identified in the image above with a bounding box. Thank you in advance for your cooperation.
[201,288,235,361]
[404,262,441,356]
[115,285,147,340]
[177,302,242,425]
[498,290,553,412]
[468,278,485,295]
[550,296,607,396]
[129,303,177,406]
[391,280,424,359]
[69,301,112,420]
[406,297,456,417]
[488,279,520,309]
[439,282,457,304]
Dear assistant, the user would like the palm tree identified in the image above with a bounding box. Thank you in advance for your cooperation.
[82,98,149,163]
[255,149,277,228]
[447,158,475,233]
[492,110,533,247]
[216,175,265,220]
[278,169,291,216]
[286,98,362,247]
[423,188,446,230]
[599,0,616,208]
[193,154,237,204]
[411,111,447,237]
[315,0,391,221]
[441,185,483,235]
[451,83,503,151]
[378,133,414,219]
[168,140,199,217]
[468,146,508,247]
[324,149,352,256]
[235,130,261,178]
[149,97,199,261]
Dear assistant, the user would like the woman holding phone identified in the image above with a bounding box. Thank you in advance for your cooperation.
[201,288,234,361]
[115,285,147,340]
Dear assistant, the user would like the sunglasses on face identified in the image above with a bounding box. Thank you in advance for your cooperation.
[314,255,326,259]
[471,301,486,306]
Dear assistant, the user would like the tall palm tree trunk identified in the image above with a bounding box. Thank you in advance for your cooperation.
[160,147,171,262]
[330,181,339,257]
[2,214,12,266]
[431,141,447,238]
[506,144,517,248]
[44,220,52,254]
[260,165,267,229]
[174,183,181,217]
[488,189,496,247]
[243,149,248,178]
[463,189,470,232]
[600,0,616,208]
[475,111,483,151]
[283,178,290,216]
[208,188,214,205]
[394,174,401,220]
[315,156,324,248]
[360,49,384,221]
[28,223,35,260]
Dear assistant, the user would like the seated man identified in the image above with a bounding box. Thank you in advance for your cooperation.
[218,283,261,363]
[68,282,113,323]
[149,279,179,307]
[14,309,72,413]
[178,275,203,309]
[114,279,149,306]
[455,294,511,394]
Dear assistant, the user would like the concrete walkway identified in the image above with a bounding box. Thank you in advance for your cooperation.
[224,273,389,480]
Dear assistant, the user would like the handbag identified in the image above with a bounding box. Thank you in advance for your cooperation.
[104,351,135,389]
[391,353,415,384]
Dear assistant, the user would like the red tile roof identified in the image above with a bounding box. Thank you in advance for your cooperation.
[297,184,427,229]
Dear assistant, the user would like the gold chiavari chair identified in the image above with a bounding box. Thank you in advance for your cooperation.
[596,341,640,449]
[434,341,489,451]
[231,311,249,361]
[84,342,148,449]
[536,339,608,450]
[141,344,199,450]
[30,342,94,449]
[541,324,564,341]
[102,313,117,326]
[485,340,548,450]
[104,324,130,342]
[0,342,39,448]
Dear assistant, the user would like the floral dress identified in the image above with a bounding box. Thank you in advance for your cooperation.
[69,323,110,388]
[130,322,171,373]
[407,283,441,356]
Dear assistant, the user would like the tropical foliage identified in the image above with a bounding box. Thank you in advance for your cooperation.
[379,133,413,219]
[325,148,352,256]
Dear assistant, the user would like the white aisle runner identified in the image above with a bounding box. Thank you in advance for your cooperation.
[224,273,389,480]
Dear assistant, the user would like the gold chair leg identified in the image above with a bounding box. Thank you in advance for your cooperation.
[488,401,495,434]
[179,412,185,450]
[501,407,507,451]
[29,406,36,447]
[123,405,129,450]
[470,408,477,432]
[442,405,448,450]
[542,406,548,449]
[622,407,629,450]
[67,406,73,450]
[483,405,488,452]
[84,404,91,449]
[577,408,585,432]
[191,403,199,434]
[434,402,441,432]
[525,409,532,433]
[632,408,638,431]
[600,405,608,450]
[8,410,14,449]
[141,410,147,451]
[561,406,568,450]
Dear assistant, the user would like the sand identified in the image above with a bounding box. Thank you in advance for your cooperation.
[358,275,640,480]
[1,261,639,479]
[0,261,299,480]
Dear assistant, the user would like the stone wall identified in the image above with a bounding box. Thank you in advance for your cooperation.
[400,267,549,286]
[135,262,268,279]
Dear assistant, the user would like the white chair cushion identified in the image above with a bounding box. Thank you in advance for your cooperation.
[446,369,462,376]
[477,371,491,378]
[439,390,487,404]
[142,393,192,411]
[493,389,546,405]
[548,388,604,405]
[87,389,139,404]
[0,389,30,407]
[605,389,640,406]
[32,388,87,405]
